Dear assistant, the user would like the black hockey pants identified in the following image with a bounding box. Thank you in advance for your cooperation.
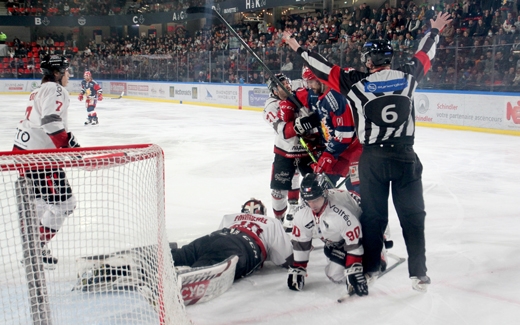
[171,228,262,279]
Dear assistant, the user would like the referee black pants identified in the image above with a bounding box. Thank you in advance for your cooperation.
[359,144,427,277]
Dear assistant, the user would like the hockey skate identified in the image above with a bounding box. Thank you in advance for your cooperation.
[41,243,58,266]
[20,242,58,270]
[84,117,92,125]
[91,116,99,125]
[411,275,431,293]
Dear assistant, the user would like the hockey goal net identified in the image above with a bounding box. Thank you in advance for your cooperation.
[0,144,190,325]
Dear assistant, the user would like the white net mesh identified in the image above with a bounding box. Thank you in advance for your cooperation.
[0,144,190,325]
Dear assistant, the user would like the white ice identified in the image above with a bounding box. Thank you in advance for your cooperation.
[1,93,520,325]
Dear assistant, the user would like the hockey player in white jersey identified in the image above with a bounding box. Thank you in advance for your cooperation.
[287,173,368,297]
[171,198,294,279]
[13,54,79,265]
[263,73,320,230]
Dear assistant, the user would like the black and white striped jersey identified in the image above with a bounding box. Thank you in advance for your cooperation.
[297,29,440,146]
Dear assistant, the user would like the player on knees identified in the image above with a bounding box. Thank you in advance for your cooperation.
[170,198,294,280]
[263,73,319,231]
[287,173,368,297]
[78,70,103,125]
[300,67,363,193]
[13,54,79,265]
[282,12,452,292]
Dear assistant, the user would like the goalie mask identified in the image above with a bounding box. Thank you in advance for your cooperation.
[241,198,266,215]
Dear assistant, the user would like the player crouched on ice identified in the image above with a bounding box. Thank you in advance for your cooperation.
[74,199,294,305]
[78,71,102,125]
[287,173,369,297]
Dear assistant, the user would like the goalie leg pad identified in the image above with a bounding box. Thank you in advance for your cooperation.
[74,245,160,299]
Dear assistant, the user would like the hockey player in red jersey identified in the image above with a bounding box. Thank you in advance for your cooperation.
[78,70,103,125]
[170,199,294,279]
[13,54,79,265]
[287,173,368,297]
[278,68,362,191]
[282,13,453,293]
[263,73,321,230]
[300,67,363,193]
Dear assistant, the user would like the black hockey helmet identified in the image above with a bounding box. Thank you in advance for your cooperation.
[361,40,394,67]
[41,54,69,76]
[300,173,327,201]
[241,198,266,215]
[267,73,291,94]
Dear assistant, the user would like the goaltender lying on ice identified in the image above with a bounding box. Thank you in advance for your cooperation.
[73,198,294,305]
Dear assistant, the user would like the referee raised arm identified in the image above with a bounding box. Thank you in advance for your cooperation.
[283,12,452,293]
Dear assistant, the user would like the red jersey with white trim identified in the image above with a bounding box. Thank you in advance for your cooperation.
[13,82,71,150]
[219,212,293,266]
[291,189,363,268]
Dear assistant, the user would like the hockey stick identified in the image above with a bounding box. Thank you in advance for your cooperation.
[186,6,300,106]
[337,253,406,303]
[299,138,335,188]
[107,91,124,99]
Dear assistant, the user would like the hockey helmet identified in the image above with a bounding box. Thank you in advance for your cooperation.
[40,54,69,76]
[300,173,327,201]
[302,66,318,81]
[84,71,92,79]
[267,73,291,94]
[360,40,394,67]
[241,198,266,215]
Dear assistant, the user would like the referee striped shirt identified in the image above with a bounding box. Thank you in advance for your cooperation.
[297,29,440,146]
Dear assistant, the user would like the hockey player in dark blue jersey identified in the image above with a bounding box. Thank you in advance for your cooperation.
[78,71,103,125]
[301,67,362,194]
[283,12,453,293]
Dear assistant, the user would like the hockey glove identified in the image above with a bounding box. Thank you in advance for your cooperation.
[346,263,368,296]
[324,244,347,266]
[287,267,306,291]
[78,94,84,101]
[312,152,335,174]
[67,132,81,148]
[294,113,321,135]
[97,93,103,101]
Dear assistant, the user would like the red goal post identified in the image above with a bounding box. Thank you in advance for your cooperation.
[0,144,190,325]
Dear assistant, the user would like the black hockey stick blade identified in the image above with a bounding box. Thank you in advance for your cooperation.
[186,6,214,15]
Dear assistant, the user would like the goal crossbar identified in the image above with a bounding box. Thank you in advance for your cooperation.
[0,144,190,325]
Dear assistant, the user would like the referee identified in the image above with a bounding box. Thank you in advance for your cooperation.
[283,12,452,293]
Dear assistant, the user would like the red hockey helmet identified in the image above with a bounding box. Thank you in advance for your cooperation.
[84,71,92,79]
[241,198,266,215]
[302,66,318,81]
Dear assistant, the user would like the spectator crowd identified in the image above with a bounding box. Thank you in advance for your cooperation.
[1,0,520,91]
[4,0,214,16]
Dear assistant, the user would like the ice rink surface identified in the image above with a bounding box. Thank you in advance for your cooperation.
[1,93,520,325]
